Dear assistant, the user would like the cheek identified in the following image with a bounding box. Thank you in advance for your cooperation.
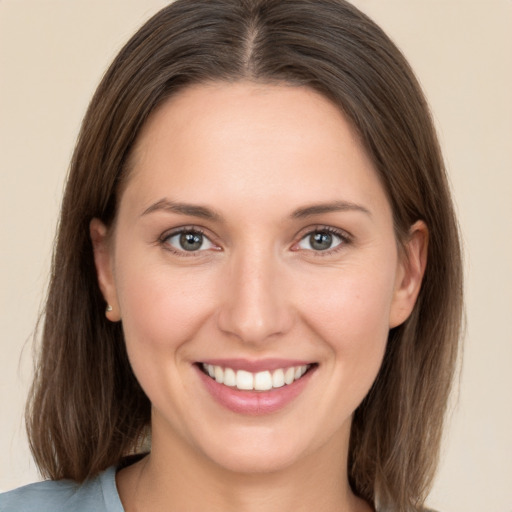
[114,258,218,354]
[297,264,395,398]
[300,266,395,345]
[113,258,221,416]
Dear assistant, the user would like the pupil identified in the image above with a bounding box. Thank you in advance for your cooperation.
[180,232,202,251]
[310,232,332,251]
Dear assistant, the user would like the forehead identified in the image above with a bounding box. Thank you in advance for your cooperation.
[121,81,390,221]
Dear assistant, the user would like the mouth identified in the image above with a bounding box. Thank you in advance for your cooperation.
[195,358,318,414]
[197,361,317,392]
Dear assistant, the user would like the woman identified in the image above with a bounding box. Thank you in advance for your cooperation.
[0,0,463,511]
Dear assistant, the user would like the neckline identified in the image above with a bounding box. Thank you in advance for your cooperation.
[100,466,125,512]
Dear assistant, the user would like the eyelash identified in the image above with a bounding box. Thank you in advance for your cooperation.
[158,225,352,257]
[293,225,352,257]
[159,226,215,257]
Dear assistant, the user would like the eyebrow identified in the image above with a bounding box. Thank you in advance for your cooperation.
[141,199,222,221]
[291,200,371,219]
[141,198,371,221]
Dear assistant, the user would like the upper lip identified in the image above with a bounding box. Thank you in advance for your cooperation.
[198,358,315,372]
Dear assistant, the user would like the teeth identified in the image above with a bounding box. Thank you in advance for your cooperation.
[201,363,311,391]
[224,367,236,387]
[272,369,285,388]
[236,370,254,390]
[214,365,224,384]
[254,371,272,391]
[284,367,295,385]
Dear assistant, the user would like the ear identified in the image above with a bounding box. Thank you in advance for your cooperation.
[389,220,428,328]
[90,218,121,322]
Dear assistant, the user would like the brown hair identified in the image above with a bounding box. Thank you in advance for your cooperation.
[27,1,463,510]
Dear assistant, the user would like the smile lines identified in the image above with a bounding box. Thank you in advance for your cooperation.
[201,363,312,391]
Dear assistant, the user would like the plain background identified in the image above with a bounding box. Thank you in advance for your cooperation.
[0,1,511,510]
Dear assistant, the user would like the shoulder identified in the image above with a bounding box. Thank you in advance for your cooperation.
[0,466,123,512]
[0,478,80,512]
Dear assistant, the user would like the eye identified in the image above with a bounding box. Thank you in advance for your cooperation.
[297,229,345,252]
[164,229,215,253]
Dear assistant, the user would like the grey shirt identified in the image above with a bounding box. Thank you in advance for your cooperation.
[0,466,124,512]
[1,468,441,512]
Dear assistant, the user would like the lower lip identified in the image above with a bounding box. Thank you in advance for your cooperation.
[195,365,315,415]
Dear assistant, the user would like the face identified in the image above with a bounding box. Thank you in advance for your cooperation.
[91,82,425,476]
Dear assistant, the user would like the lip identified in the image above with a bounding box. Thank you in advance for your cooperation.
[199,358,312,372]
[195,361,317,415]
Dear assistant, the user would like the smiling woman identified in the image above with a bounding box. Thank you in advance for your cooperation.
[91,82,427,490]
[0,1,462,512]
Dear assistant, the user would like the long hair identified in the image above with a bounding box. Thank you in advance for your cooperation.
[26,1,463,510]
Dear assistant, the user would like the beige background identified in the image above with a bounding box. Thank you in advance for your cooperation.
[1,1,511,510]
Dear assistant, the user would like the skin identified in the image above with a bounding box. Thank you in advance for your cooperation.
[91,82,427,512]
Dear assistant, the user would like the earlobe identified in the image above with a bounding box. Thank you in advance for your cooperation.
[89,218,121,322]
[389,220,428,328]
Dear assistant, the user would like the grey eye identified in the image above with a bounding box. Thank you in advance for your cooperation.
[179,232,203,251]
[166,231,214,252]
[298,231,342,251]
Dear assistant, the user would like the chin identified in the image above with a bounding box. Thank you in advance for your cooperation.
[206,442,303,475]
[193,423,329,476]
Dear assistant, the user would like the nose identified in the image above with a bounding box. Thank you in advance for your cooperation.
[216,247,294,345]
